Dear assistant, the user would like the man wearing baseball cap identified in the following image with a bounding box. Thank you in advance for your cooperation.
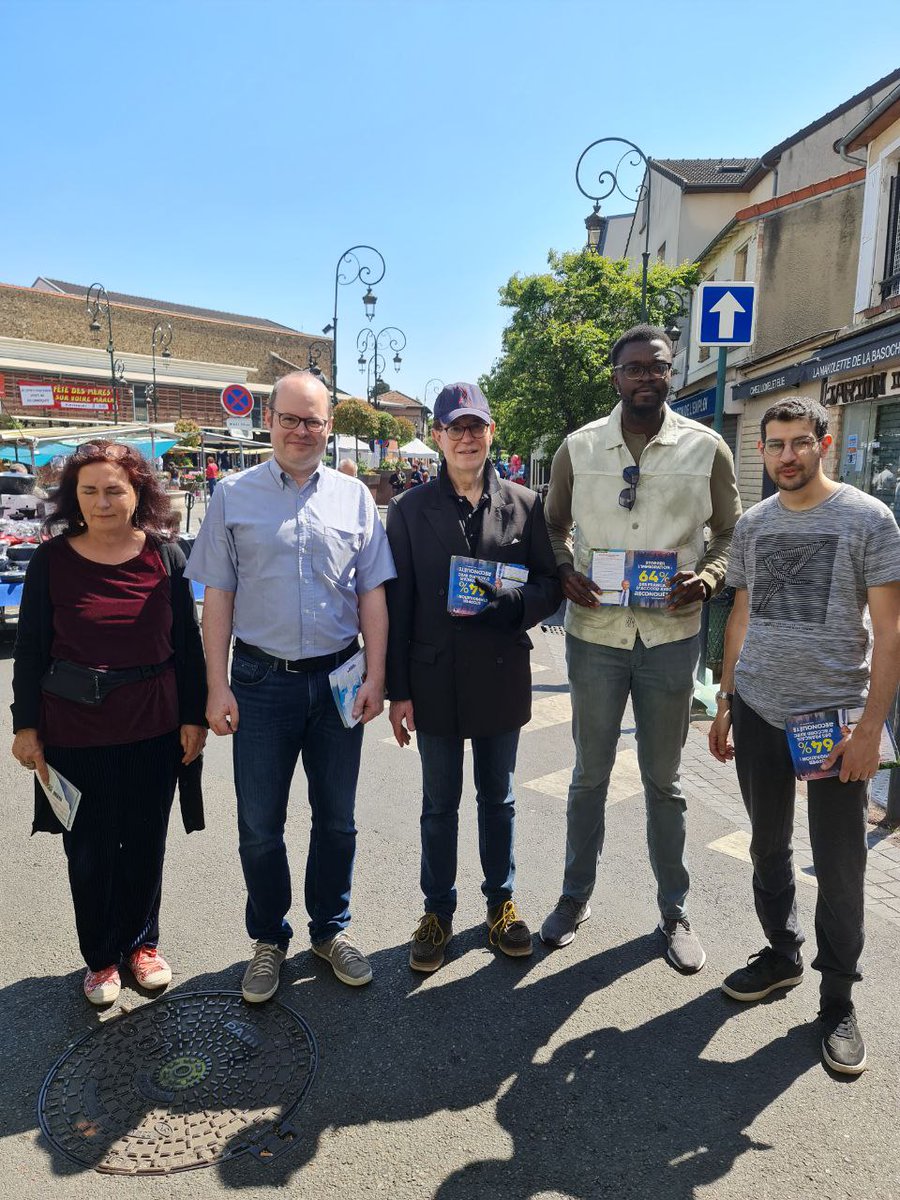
[385,383,561,971]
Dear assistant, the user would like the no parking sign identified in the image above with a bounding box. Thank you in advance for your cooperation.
[220,383,255,418]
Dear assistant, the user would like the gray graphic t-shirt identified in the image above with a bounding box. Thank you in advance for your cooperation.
[726,485,900,727]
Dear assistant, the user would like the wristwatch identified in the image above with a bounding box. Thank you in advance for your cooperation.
[715,690,733,705]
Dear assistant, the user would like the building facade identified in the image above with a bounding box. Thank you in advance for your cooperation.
[0,279,331,432]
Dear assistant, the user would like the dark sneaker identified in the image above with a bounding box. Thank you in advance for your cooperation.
[819,1000,867,1075]
[722,947,804,1002]
[409,913,453,973]
[658,917,706,973]
[312,932,373,987]
[540,896,591,948]
[242,942,286,1004]
[486,901,533,957]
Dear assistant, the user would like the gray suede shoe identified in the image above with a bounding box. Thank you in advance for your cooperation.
[540,896,591,948]
[241,942,286,1003]
[658,917,706,973]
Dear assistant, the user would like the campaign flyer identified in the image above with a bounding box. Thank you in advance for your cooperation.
[447,556,529,616]
[329,649,367,729]
[785,706,900,782]
[590,549,677,608]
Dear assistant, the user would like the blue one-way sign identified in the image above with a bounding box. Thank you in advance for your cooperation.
[696,281,757,347]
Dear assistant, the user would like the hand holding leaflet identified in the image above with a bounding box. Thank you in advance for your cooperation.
[329,650,368,729]
[39,767,82,832]
[447,557,529,616]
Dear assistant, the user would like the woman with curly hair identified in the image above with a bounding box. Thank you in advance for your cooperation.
[10,440,207,1004]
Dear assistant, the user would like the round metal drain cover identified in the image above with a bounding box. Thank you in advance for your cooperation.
[38,991,317,1174]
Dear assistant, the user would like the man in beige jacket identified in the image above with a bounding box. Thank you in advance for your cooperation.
[541,324,741,972]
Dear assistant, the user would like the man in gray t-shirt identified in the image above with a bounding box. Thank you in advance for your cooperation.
[709,397,900,1078]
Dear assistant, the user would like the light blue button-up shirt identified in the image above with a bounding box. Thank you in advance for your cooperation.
[186,458,396,659]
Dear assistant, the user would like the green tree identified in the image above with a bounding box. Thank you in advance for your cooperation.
[374,411,399,444]
[393,416,416,446]
[333,398,378,462]
[481,252,700,460]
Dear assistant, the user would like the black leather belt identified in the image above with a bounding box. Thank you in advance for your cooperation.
[233,638,359,674]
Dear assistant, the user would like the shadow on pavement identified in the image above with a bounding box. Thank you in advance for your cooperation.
[10,934,815,1193]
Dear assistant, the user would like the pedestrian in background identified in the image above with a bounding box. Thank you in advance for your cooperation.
[386,383,561,972]
[338,459,358,477]
[10,441,207,1005]
[187,372,395,1002]
[205,455,219,498]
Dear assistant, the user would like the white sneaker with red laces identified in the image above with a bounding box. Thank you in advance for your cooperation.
[83,965,121,1005]
[128,946,173,989]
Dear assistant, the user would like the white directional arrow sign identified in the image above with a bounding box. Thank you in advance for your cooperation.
[708,291,745,340]
[696,281,757,347]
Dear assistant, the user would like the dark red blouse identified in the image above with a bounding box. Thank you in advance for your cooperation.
[41,536,179,748]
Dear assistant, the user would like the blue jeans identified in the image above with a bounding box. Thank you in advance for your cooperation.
[231,650,364,946]
[417,730,520,919]
[563,633,699,920]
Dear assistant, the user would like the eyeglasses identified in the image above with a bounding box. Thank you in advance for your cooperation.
[618,465,640,510]
[72,442,129,461]
[762,436,819,457]
[613,362,672,381]
[271,411,328,433]
[445,421,490,441]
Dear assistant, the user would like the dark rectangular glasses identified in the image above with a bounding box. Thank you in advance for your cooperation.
[618,465,640,510]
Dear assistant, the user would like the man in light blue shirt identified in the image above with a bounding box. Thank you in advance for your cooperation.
[187,371,395,1001]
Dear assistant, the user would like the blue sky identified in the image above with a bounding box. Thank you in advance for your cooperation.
[3,0,898,403]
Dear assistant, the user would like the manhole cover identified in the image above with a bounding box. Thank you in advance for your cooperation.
[38,991,317,1174]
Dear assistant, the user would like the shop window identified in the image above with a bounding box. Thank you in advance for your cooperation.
[870,401,900,521]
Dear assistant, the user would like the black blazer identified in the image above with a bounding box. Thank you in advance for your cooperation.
[11,536,207,835]
[385,466,561,738]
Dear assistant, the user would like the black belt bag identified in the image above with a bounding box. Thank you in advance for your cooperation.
[40,658,174,706]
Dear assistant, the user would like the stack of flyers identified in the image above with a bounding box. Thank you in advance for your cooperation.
[329,649,368,729]
[39,767,82,831]
[785,706,900,782]
[447,556,529,616]
[590,549,677,608]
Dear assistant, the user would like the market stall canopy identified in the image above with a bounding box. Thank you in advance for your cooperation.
[0,423,179,466]
[399,437,439,460]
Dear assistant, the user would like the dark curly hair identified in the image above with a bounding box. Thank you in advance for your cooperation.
[45,440,174,540]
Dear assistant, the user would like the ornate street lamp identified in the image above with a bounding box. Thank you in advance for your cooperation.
[305,339,332,380]
[86,282,125,424]
[356,325,406,407]
[323,245,386,408]
[575,137,651,321]
[148,320,173,421]
[423,378,444,407]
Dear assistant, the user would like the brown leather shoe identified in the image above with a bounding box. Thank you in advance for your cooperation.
[409,912,453,972]
[486,900,533,958]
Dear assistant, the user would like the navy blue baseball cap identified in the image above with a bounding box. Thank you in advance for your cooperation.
[433,382,492,426]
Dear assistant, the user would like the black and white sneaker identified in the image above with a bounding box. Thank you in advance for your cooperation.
[819,1000,867,1075]
[721,947,804,1001]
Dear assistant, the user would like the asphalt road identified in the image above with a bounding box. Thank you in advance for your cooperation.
[1,628,898,1200]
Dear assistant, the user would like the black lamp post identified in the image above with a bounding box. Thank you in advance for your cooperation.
[305,340,331,380]
[356,325,406,407]
[575,137,652,321]
[323,245,386,408]
[148,320,173,421]
[86,282,126,425]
